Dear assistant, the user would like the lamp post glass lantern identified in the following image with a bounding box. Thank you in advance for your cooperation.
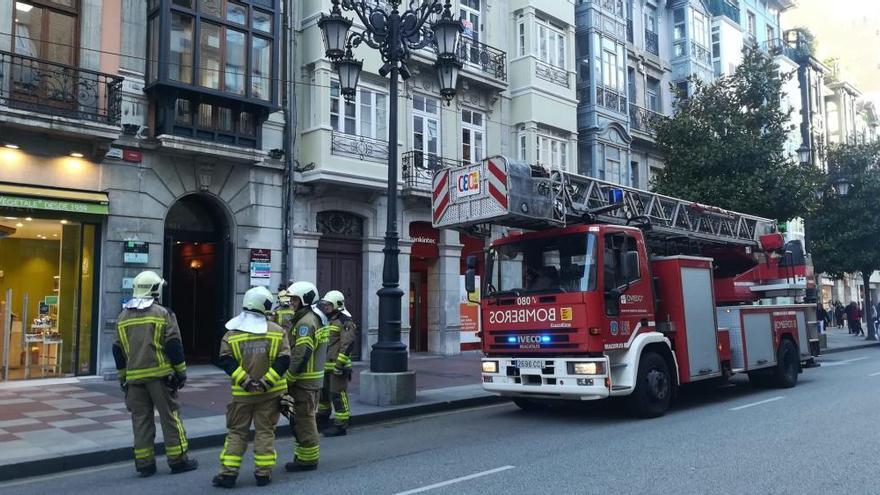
[319,0,462,373]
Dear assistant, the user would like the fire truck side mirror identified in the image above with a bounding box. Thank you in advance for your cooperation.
[465,255,477,294]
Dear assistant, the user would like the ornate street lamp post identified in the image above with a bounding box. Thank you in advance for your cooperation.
[319,0,462,375]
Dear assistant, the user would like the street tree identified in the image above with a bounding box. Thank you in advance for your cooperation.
[806,141,880,340]
[651,47,821,223]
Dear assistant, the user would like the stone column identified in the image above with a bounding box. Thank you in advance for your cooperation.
[362,236,385,359]
[290,231,321,284]
[428,229,463,355]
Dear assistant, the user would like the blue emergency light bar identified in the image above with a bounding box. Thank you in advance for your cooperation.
[607,188,624,204]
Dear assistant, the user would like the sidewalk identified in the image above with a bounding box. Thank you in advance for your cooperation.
[0,352,496,481]
[822,325,880,354]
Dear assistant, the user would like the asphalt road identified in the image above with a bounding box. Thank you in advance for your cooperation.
[4,348,880,495]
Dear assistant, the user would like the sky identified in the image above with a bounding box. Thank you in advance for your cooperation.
[782,0,880,107]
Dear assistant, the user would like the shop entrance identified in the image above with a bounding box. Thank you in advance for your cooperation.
[0,216,99,381]
[164,195,231,364]
[409,222,439,353]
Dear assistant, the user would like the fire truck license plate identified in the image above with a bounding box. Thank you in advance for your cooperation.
[514,360,544,370]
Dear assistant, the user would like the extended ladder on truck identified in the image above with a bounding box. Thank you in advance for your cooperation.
[432,155,778,249]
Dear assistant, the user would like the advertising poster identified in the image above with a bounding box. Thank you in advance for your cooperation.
[249,248,271,287]
[460,275,481,348]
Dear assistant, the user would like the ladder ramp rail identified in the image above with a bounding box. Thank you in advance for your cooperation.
[432,155,776,246]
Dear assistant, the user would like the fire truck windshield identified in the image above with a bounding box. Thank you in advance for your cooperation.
[486,233,598,296]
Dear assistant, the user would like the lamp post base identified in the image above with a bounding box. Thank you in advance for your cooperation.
[358,370,416,406]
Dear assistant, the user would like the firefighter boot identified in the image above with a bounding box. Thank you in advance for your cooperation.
[284,459,318,472]
[322,424,347,437]
[137,463,157,478]
[212,474,237,489]
[170,457,199,474]
[255,473,272,487]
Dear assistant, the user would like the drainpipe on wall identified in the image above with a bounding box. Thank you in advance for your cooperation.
[280,0,297,287]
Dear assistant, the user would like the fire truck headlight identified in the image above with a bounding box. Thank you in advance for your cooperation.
[482,360,499,374]
[568,362,605,375]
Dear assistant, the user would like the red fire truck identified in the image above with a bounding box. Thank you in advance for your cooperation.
[433,156,818,417]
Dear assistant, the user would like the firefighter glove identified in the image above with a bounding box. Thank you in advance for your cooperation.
[243,377,266,393]
[119,380,128,394]
[279,393,295,419]
[174,372,187,390]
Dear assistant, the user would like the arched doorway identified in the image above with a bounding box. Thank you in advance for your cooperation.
[164,194,232,364]
[316,211,364,360]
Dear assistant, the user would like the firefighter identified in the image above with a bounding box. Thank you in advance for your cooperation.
[112,270,198,477]
[283,281,328,472]
[316,290,356,437]
[212,286,291,488]
[274,289,296,331]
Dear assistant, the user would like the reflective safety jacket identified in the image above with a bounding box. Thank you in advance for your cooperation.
[274,307,296,332]
[324,313,357,372]
[113,304,186,384]
[285,309,328,390]
[218,322,291,403]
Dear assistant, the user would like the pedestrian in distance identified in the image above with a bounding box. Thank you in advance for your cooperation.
[283,281,329,472]
[854,303,865,336]
[112,270,198,478]
[835,302,845,329]
[846,302,856,334]
[316,290,357,437]
[212,286,291,489]
[816,303,828,334]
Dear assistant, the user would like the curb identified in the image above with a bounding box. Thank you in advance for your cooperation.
[0,393,507,483]
[821,341,880,355]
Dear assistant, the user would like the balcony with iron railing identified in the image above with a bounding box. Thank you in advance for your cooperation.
[629,103,664,138]
[455,37,507,83]
[690,41,711,65]
[535,61,570,88]
[761,38,800,61]
[0,50,123,129]
[708,0,740,25]
[402,151,466,194]
[596,85,628,114]
[330,130,389,163]
[645,30,659,56]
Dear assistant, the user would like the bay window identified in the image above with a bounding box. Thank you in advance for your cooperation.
[691,9,708,48]
[598,37,624,92]
[146,0,279,148]
[536,133,569,170]
[412,94,441,168]
[536,19,566,69]
[330,81,387,140]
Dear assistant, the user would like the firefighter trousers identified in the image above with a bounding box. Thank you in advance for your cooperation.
[125,379,190,469]
[317,373,351,427]
[219,399,282,477]
[290,386,320,465]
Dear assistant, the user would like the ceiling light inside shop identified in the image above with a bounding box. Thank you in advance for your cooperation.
[4,217,17,220]
[69,152,84,158]
[60,220,68,224]
[3,143,19,149]
[25,217,32,221]
[15,222,23,227]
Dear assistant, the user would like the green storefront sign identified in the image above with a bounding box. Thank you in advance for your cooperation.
[0,195,109,215]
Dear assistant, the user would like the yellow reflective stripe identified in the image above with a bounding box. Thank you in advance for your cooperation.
[231,367,247,385]
[324,362,336,370]
[254,451,276,467]
[134,447,154,459]
[227,333,282,343]
[118,316,166,327]
[126,364,173,379]
[265,367,282,384]
[172,363,186,373]
[165,445,183,456]
[294,445,319,461]
[292,370,323,380]
[172,409,188,453]
[285,370,296,383]
[153,321,166,367]
[295,337,314,347]
[116,326,130,355]
[231,382,286,396]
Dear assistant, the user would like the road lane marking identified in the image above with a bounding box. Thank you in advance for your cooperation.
[0,462,130,489]
[729,396,784,411]
[393,465,515,495]
[821,357,869,367]
[869,371,880,377]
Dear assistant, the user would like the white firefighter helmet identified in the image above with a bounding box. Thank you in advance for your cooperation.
[277,289,291,304]
[132,271,165,298]
[243,286,275,315]
[322,290,346,312]
[287,281,319,307]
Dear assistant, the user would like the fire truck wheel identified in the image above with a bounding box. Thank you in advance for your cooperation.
[628,352,672,418]
[771,339,799,388]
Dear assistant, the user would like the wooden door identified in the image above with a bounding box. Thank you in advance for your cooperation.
[317,238,363,360]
